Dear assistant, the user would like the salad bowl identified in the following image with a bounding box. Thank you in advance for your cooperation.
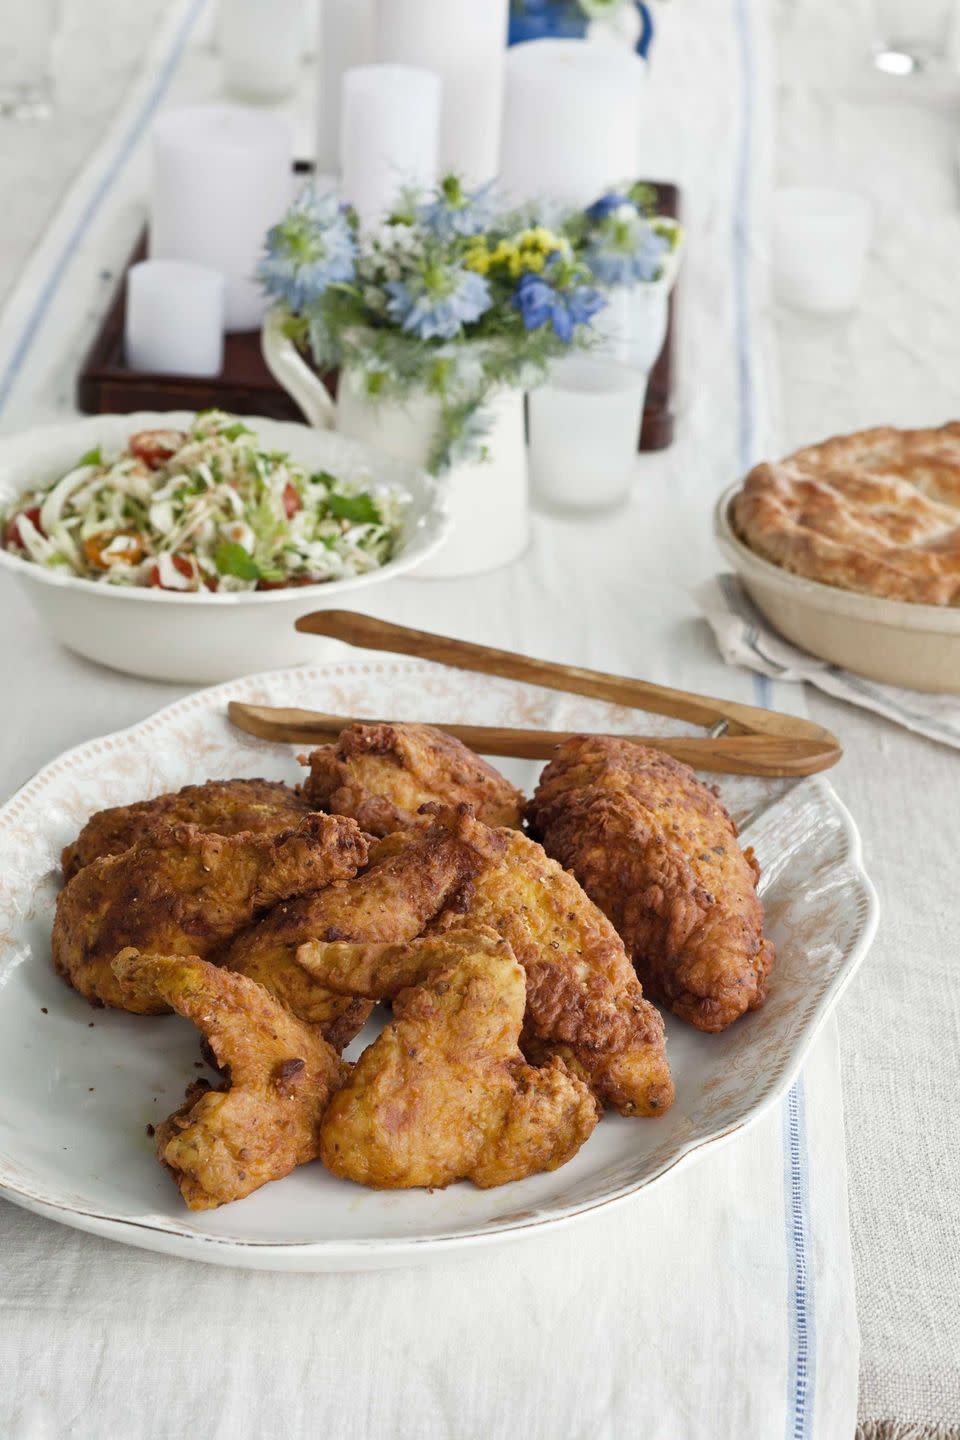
[0,411,449,683]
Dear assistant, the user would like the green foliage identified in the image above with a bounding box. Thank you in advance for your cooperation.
[214,542,261,580]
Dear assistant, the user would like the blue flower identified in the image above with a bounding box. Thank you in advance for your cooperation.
[513,270,605,343]
[385,262,492,340]
[418,176,498,241]
[257,188,356,311]
[585,213,672,287]
[585,192,634,222]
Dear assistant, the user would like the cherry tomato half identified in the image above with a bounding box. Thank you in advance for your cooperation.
[282,482,302,519]
[4,505,43,548]
[128,429,187,470]
[148,553,195,589]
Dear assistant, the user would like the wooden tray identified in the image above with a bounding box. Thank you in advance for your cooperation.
[77,181,679,451]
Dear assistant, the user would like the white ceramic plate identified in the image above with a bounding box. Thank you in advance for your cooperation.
[0,661,878,1271]
[0,412,450,684]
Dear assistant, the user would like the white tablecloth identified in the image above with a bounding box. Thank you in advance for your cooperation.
[0,1,908,1435]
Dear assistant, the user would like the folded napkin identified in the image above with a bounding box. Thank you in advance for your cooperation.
[698,574,960,751]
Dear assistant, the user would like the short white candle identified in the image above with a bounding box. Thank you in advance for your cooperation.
[125,260,225,377]
[316,0,374,175]
[375,0,508,187]
[220,0,305,103]
[340,64,440,230]
[500,39,643,208]
[150,104,294,332]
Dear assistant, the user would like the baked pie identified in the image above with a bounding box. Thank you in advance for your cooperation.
[732,422,960,606]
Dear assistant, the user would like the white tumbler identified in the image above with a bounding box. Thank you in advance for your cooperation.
[772,187,872,315]
[528,356,646,515]
[220,0,305,102]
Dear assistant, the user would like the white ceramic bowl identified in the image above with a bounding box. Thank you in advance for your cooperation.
[715,482,960,694]
[0,411,450,683]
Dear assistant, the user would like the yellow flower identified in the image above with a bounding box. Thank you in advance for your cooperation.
[490,240,519,269]
[517,226,562,255]
[463,243,491,275]
[522,251,545,273]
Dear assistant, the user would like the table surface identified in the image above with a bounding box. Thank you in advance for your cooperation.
[1,2,959,1435]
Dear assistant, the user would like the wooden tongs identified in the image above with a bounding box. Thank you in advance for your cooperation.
[228,611,842,778]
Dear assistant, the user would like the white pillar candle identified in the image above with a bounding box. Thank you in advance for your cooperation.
[220,0,305,103]
[375,0,508,187]
[500,39,643,208]
[316,0,374,176]
[125,260,225,377]
[340,64,440,230]
[150,104,294,332]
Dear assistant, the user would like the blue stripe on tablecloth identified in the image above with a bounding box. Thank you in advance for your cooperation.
[783,1079,816,1439]
[731,0,817,1435]
[0,0,209,414]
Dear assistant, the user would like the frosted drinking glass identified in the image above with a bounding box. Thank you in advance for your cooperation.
[772,187,871,315]
[221,0,306,102]
[528,357,646,515]
[0,0,61,117]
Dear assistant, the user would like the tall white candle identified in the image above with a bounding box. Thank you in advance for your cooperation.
[374,0,508,188]
[500,39,643,208]
[150,105,294,332]
[125,260,225,377]
[221,0,305,103]
[316,0,374,176]
[340,64,440,230]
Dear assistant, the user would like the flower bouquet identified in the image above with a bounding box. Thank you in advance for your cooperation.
[258,174,681,573]
[258,175,606,477]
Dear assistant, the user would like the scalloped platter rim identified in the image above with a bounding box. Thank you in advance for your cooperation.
[0,660,878,1271]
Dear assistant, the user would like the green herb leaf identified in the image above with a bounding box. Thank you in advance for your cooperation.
[214,542,261,580]
[77,446,102,467]
[327,492,381,525]
[221,422,254,442]
[311,469,338,487]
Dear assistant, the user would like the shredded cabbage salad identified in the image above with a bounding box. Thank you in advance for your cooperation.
[0,411,409,592]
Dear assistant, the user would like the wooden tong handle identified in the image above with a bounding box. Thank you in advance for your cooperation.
[295,610,836,745]
[228,703,841,778]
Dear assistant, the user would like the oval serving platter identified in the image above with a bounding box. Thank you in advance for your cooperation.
[0,660,878,1271]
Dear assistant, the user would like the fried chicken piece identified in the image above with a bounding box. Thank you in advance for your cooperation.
[432,829,674,1118]
[112,950,346,1210]
[222,806,508,1047]
[300,928,598,1190]
[62,778,315,880]
[300,722,525,835]
[528,736,775,1032]
[52,813,368,1012]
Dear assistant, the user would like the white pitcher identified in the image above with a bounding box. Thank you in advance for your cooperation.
[261,311,529,578]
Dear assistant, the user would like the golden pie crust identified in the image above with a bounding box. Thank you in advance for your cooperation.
[732,423,960,606]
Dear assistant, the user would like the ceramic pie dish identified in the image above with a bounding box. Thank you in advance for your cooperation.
[715,483,960,694]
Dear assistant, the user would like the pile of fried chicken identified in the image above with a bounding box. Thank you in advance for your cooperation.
[52,722,774,1211]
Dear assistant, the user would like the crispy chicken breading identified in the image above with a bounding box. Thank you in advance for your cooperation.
[431,829,674,1118]
[528,736,775,1032]
[299,928,598,1189]
[112,950,346,1210]
[222,806,508,1047]
[299,721,525,835]
[52,813,368,1012]
[62,778,315,880]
